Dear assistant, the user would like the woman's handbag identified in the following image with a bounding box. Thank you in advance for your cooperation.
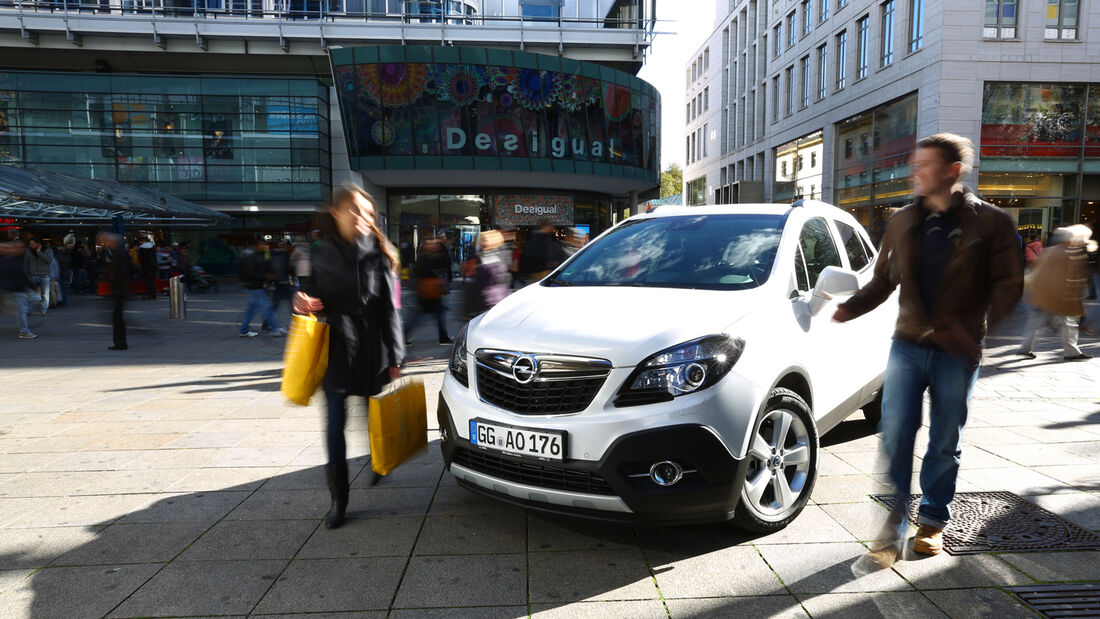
[368,378,428,476]
[280,313,330,406]
[417,276,447,300]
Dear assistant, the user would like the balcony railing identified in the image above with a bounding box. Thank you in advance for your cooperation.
[0,0,656,31]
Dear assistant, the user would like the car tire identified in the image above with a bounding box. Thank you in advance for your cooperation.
[862,389,883,429]
[734,387,819,533]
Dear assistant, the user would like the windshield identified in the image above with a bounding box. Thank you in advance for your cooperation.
[549,214,785,290]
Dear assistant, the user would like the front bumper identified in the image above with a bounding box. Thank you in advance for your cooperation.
[438,394,750,526]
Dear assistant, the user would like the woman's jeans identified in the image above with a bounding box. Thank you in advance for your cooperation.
[325,389,348,467]
[881,339,979,535]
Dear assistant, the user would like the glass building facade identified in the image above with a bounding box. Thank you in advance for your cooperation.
[979,82,1100,236]
[330,46,660,183]
[833,91,918,242]
[0,71,331,203]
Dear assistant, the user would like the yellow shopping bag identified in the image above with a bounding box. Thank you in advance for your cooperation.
[281,313,330,406]
[368,379,428,476]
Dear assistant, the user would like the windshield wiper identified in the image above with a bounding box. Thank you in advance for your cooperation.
[545,277,574,286]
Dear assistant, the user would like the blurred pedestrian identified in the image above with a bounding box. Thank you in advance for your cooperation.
[292,185,404,529]
[289,236,312,291]
[1,237,37,339]
[70,243,88,294]
[1016,225,1093,361]
[270,239,294,319]
[138,236,157,300]
[1024,232,1044,266]
[833,133,1023,562]
[238,238,284,337]
[156,242,173,281]
[24,238,53,316]
[99,232,129,351]
[523,219,565,281]
[47,247,64,308]
[404,237,451,345]
[466,230,509,319]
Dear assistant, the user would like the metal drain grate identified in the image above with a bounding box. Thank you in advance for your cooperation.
[870,491,1100,555]
[1006,583,1100,618]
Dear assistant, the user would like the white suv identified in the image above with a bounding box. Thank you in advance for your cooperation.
[437,201,897,531]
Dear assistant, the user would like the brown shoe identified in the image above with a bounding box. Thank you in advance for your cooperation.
[913,524,943,555]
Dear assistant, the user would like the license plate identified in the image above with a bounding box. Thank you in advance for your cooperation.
[468,419,565,461]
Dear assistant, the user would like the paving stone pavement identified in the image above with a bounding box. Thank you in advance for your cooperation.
[0,286,1097,618]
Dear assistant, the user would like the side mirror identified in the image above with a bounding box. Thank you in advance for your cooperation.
[806,266,860,316]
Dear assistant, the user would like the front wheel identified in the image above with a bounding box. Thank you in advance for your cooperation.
[733,387,819,533]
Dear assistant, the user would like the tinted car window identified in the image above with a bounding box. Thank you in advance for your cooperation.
[553,214,785,290]
[835,220,870,272]
[799,217,842,288]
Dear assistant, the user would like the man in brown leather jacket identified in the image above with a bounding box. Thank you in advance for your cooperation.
[834,134,1023,559]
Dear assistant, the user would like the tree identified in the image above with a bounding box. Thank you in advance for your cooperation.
[660,163,683,198]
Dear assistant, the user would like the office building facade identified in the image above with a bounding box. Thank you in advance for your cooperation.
[684,0,1098,241]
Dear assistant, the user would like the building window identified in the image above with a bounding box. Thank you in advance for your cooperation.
[811,151,817,168]
[801,55,811,108]
[817,44,828,100]
[773,75,781,121]
[704,87,710,111]
[838,0,849,8]
[687,177,707,206]
[703,123,709,158]
[788,12,797,47]
[881,1,895,67]
[686,137,691,164]
[785,66,794,116]
[836,30,848,89]
[775,24,784,56]
[857,15,870,79]
[521,0,561,20]
[821,0,830,22]
[782,161,788,176]
[909,0,924,50]
[803,0,813,35]
[984,0,1017,38]
[686,103,691,124]
[704,47,710,70]
[1044,0,1078,39]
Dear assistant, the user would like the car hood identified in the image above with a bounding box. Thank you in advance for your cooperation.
[469,284,763,367]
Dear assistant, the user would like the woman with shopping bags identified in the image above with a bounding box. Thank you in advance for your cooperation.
[292,184,405,529]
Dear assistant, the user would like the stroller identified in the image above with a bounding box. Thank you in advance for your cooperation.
[184,265,218,293]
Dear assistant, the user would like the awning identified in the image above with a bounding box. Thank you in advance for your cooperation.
[0,165,231,225]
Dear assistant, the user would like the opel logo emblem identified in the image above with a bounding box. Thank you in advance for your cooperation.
[511,355,539,384]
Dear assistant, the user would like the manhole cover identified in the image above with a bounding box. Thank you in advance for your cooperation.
[870,491,1100,555]
[1006,583,1100,618]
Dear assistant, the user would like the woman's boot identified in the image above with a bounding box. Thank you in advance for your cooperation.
[324,462,349,529]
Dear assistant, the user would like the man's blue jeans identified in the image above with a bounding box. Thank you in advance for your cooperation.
[881,339,979,533]
[239,288,279,334]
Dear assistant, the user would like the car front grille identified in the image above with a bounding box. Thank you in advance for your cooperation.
[475,350,611,415]
[453,446,615,496]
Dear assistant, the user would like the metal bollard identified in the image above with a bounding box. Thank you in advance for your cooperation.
[169,275,187,319]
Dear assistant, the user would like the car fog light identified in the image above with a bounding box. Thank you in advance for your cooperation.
[649,460,683,486]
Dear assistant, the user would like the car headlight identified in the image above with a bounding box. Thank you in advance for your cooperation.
[449,323,469,387]
[616,335,745,406]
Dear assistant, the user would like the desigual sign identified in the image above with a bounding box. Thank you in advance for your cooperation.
[332,47,659,174]
[444,128,621,160]
[494,194,574,227]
